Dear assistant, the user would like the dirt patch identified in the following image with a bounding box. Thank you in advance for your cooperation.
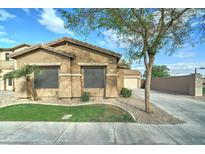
[116,95,184,124]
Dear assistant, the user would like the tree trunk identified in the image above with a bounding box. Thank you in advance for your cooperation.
[144,54,155,113]
[145,69,152,113]
[26,78,32,99]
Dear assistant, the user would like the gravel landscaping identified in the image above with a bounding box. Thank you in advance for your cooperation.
[0,91,184,124]
[116,95,184,124]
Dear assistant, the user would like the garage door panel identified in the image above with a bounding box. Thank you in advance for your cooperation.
[124,78,138,89]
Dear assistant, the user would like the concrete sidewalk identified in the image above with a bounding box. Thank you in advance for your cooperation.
[0,122,204,145]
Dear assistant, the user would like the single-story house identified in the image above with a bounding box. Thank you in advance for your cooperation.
[10,37,141,99]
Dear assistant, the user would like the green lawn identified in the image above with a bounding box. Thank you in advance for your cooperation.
[0,104,135,122]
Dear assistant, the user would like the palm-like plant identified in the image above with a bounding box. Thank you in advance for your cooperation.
[3,65,40,100]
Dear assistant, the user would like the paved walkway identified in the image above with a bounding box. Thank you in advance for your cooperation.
[0,121,204,145]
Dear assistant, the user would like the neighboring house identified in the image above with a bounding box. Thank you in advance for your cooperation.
[0,44,30,91]
[10,37,141,99]
[123,69,141,89]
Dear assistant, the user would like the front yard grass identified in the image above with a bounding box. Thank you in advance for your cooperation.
[0,104,135,122]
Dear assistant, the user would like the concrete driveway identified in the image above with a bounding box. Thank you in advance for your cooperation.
[0,89,205,144]
[133,89,205,125]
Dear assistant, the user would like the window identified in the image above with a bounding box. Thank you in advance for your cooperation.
[8,78,12,86]
[34,66,59,88]
[5,53,10,61]
[84,67,105,88]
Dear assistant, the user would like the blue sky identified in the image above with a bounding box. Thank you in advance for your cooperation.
[0,8,205,76]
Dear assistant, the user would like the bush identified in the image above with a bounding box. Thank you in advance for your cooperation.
[81,92,91,102]
[120,88,132,98]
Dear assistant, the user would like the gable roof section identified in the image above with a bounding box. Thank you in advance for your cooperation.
[46,37,122,59]
[0,44,31,52]
[11,44,31,50]
[10,45,76,59]
[117,62,129,69]
[124,69,141,76]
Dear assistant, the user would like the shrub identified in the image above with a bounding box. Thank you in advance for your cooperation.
[81,92,91,102]
[120,88,132,98]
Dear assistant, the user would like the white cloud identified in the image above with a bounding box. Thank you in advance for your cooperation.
[167,61,205,76]
[22,8,30,15]
[0,9,16,21]
[0,25,16,44]
[0,31,6,36]
[100,30,122,49]
[0,37,16,43]
[132,61,205,77]
[191,21,198,27]
[174,51,195,58]
[100,29,141,50]
[38,8,73,35]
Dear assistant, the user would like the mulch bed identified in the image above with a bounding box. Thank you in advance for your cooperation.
[116,95,184,124]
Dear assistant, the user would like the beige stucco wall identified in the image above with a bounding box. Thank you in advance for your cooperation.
[0,50,14,91]
[0,69,14,91]
[15,43,119,99]
[0,51,13,60]
[117,69,141,91]
[53,43,118,98]
[15,49,71,99]
[194,74,203,96]
[151,74,203,96]
[117,68,124,93]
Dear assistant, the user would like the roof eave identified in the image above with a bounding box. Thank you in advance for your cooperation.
[47,37,122,59]
[10,46,76,59]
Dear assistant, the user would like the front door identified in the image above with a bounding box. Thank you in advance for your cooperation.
[82,67,105,97]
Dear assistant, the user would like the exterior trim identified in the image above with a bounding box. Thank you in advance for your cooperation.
[27,63,61,66]
[106,74,118,76]
[10,45,75,59]
[59,73,82,77]
[78,62,108,66]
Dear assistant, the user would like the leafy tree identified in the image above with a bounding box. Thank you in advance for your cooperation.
[3,65,40,100]
[120,59,131,69]
[143,65,170,78]
[60,8,199,113]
